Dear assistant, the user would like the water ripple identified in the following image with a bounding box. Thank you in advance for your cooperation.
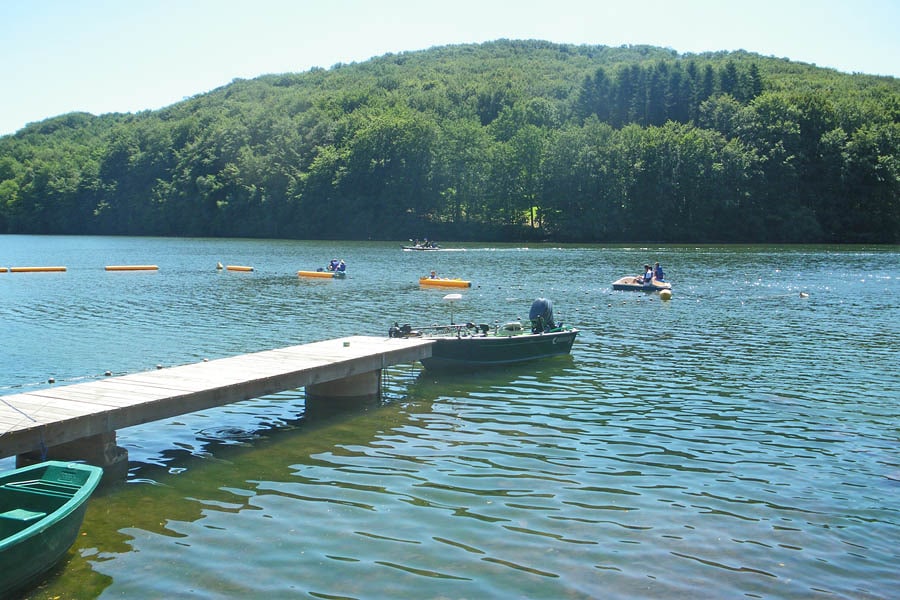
[5,240,899,600]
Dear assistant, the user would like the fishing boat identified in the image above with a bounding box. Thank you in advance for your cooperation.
[612,276,672,292]
[0,461,104,597]
[389,297,578,371]
[419,276,471,288]
[297,269,347,279]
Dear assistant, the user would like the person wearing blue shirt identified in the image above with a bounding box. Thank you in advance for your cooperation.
[653,262,665,281]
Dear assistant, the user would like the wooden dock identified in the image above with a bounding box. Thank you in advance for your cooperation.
[0,336,432,469]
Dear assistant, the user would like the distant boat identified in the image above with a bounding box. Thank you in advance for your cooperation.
[0,461,104,597]
[389,298,578,372]
[612,276,672,292]
[401,244,441,251]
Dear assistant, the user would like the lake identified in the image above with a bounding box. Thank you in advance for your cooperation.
[1,235,898,599]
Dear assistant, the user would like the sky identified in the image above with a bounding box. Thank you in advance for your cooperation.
[2,0,898,136]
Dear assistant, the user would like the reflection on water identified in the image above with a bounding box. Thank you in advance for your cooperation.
[1,237,897,599]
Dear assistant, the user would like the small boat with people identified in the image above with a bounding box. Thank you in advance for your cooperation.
[612,276,671,292]
[0,461,104,597]
[612,262,671,292]
[298,259,347,279]
[389,297,578,372]
[402,239,440,251]
[298,270,346,279]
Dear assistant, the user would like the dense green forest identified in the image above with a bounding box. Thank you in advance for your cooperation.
[1,40,898,242]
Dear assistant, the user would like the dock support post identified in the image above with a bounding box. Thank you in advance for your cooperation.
[305,370,382,414]
[16,431,129,480]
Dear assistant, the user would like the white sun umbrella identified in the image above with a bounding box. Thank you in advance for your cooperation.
[443,293,463,324]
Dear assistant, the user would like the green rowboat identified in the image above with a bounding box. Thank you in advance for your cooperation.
[0,461,103,597]
[389,297,578,372]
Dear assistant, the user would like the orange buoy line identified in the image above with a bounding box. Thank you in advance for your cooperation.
[0,267,7,273]
[10,266,67,273]
[105,265,159,271]
[226,265,254,272]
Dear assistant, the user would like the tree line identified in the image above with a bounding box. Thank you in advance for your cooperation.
[1,40,897,243]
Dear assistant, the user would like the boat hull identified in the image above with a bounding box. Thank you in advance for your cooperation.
[612,276,672,292]
[419,277,471,288]
[0,461,103,597]
[297,270,346,279]
[421,329,578,371]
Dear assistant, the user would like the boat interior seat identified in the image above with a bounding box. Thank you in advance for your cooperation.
[498,321,524,336]
[0,508,47,522]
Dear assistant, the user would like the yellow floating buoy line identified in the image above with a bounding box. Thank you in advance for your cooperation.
[9,266,67,272]
[226,265,254,272]
[0,267,7,273]
[105,265,159,271]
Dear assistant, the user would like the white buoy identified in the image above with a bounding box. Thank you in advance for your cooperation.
[659,289,673,301]
[800,292,809,298]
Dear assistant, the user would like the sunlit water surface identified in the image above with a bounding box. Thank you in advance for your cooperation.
[1,236,898,599]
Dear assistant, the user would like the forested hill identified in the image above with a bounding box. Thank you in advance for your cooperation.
[1,39,898,243]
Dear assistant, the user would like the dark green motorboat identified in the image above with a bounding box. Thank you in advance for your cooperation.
[389,297,578,372]
[0,461,104,597]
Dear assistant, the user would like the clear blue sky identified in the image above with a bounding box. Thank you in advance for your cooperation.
[2,0,898,136]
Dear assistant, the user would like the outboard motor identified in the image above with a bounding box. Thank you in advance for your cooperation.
[529,298,556,333]
[388,323,414,338]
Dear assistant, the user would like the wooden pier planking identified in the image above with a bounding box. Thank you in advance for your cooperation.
[25,382,173,405]
[0,336,432,460]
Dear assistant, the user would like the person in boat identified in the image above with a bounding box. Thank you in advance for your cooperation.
[429,270,437,279]
[328,258,339,271]
[337,259,346,272]
[654,262,665,281]
[635,264,652,285]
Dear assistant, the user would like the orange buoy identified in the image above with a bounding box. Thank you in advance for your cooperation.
[0,267,7,273]
[10,266,67,272]
[105,265,159,271]
[226,265,254,272]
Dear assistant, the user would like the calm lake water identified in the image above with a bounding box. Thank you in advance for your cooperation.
[1,235,898,599]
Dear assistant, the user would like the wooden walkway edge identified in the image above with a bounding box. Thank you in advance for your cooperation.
[0,336,432,462]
